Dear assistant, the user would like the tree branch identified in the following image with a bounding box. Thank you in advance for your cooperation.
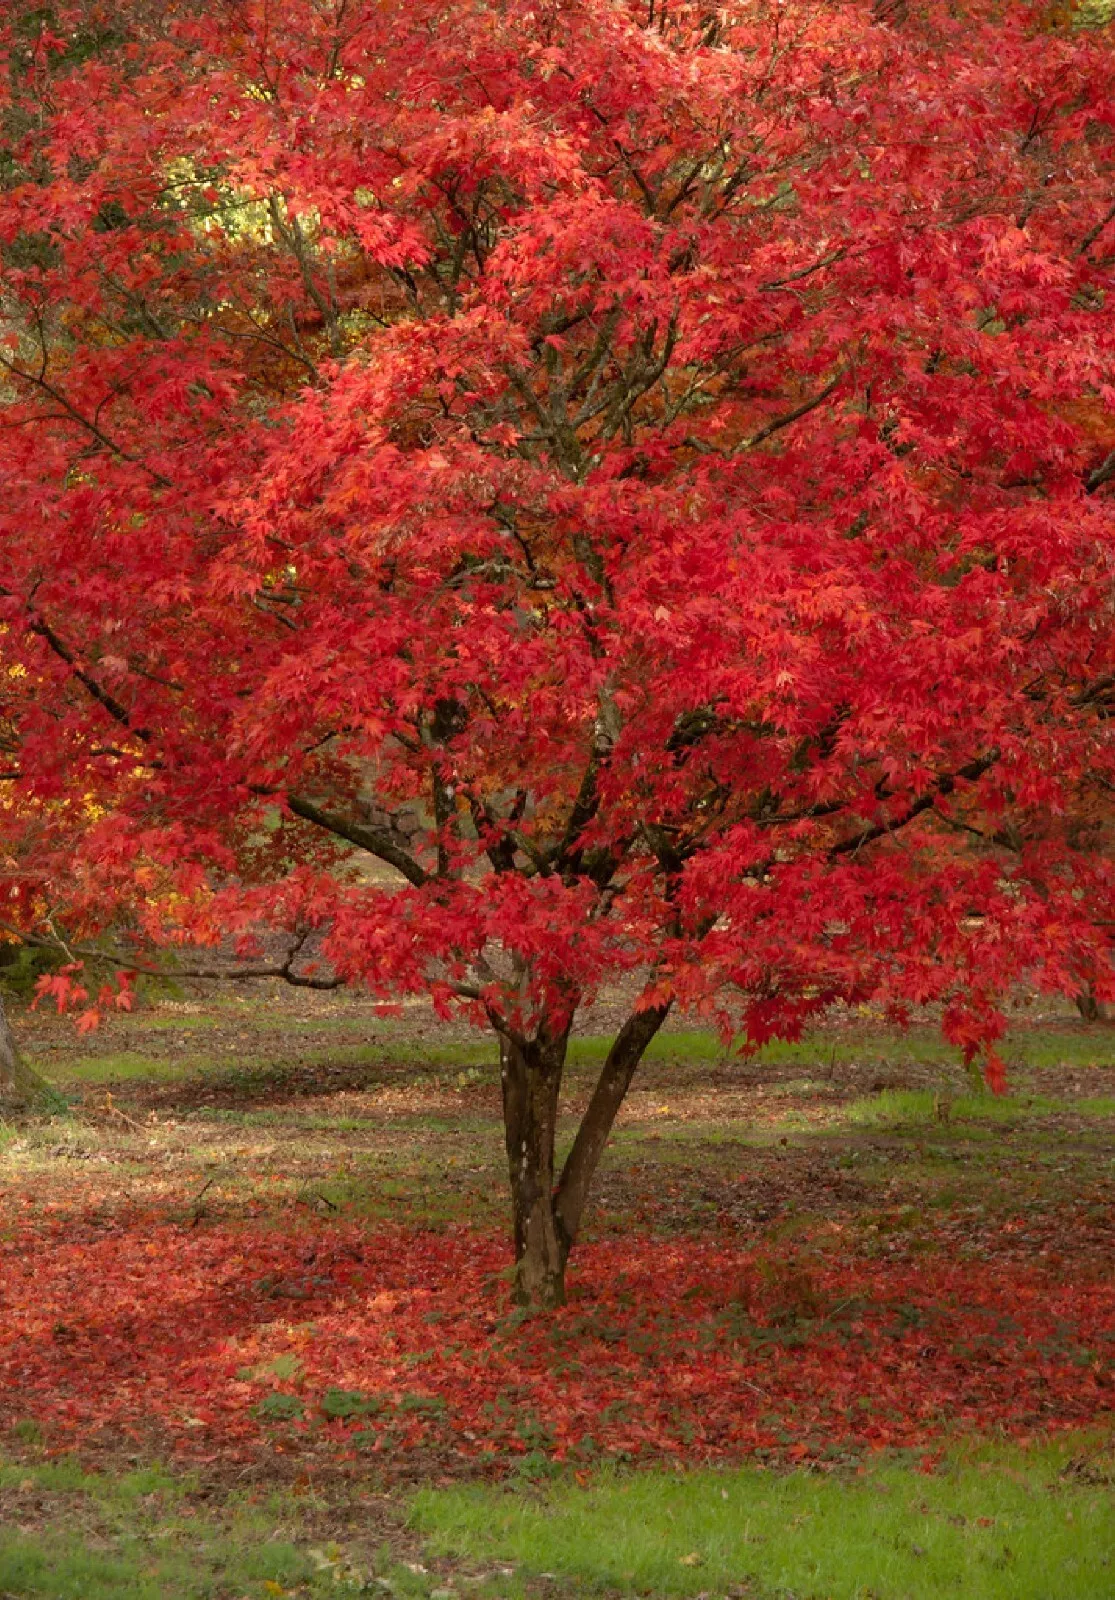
[25,610,150,739]
[1086,450,1115,494]
[732,376,841,455]
[286,794,429,886]
[828,749,1000,857]
[1076,199,1115,260]
[0,349,172,488]
[0,921,345,990]
[553,998,672,1250]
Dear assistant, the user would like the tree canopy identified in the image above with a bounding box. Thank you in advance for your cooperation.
[1,0,1113,1299]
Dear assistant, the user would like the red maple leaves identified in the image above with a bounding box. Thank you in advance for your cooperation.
[33,966,136,1035]
[1,1217,1109,1468]
[0,0,1110,1044]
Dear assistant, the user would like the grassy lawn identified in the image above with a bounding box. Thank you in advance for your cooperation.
[415,1435,1115,1599]
[1,1436,1112,1598]
[0,1459,368,1600]
[2,987,1113,1597]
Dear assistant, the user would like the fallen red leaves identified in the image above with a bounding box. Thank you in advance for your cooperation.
[1,1216,1110,1473]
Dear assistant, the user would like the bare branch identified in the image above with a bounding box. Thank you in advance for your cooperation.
[0,921,345,990]
[286,794,429,886]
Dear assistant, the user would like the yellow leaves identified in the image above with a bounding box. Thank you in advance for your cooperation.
[1042,0,1115,26]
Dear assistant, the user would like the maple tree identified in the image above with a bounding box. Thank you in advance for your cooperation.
[1,0,1114,1302]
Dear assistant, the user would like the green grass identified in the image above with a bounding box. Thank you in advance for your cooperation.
[752,1022,1115,1073]
[412,1435,1115,1599]
[59,1051,189,1084]
[118,1012,217,1032]
[0,1458,375,1599]
[41,1018,1115,1095]
[7,1438,1112,1599]
[51,1038,499,1087]
[574,1024,1115,1072]
[42,1027,732,1094]
[843,1088,1115,1130]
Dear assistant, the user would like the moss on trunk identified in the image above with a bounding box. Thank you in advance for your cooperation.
[0,995,65,1114]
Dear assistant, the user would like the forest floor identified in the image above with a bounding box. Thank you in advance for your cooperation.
[0,986,1113,1598]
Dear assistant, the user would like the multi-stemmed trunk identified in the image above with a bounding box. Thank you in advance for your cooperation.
[499,1001,671,1307]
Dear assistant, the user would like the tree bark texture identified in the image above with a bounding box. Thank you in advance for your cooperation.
[0,993,60,1113]
[1075,983,1109,1023]
[501,1025,569,1307]
[500,999,672,1307]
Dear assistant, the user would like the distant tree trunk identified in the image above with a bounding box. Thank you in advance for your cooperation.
[0,993,59,1112]
[499,1000,672,1308]
[1075,982,1109,1023]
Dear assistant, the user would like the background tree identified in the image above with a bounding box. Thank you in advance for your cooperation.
[1,0,1113,1302]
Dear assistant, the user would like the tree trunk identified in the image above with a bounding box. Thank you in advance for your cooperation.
[498,1000,672,1308]
[500,1025,569,1308]
[0,992,61,1113]
[1075,983,1109,1023]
